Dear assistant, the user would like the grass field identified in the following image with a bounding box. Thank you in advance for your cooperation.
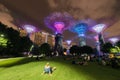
[0,57,120,80]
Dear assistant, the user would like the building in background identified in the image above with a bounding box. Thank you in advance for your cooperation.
[47,34,55,47]
[29,31,55,46]
[19,29,27,37]
[34,32,43,45]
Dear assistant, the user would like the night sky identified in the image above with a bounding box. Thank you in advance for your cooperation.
[0,0,120,46]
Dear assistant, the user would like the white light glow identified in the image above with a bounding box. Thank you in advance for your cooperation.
[23,25,36,33]
[92,24,106,33]
[78,34,85,37]
[66,40,72,45]
[109,37,119,43]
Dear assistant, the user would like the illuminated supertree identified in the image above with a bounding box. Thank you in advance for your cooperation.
[66,40,72,55]
[44,12,74,55]
[22,24,38,55]
[70,22,88,46]
[92,24,106,56]
[22,24,37,34]
[22,24,40,43]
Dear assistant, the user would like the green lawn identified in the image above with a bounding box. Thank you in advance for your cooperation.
[0,57,120,80]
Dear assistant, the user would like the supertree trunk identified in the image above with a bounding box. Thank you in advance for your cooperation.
[79,36,86,47]
[54,33,63,56]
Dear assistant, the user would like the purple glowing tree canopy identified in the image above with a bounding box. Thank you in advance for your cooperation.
[44,12,74,33]
[70,22,88,37]
[92,24,106,33]
[109,37,119,44]
[22,24,37,33]
[54,22,65,33]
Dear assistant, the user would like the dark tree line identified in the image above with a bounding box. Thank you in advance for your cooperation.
[116,41,120,48]
[69,41,120,56]
[100,41,120,54]
[31,43,52,57]
[101,42,113,54]
[69,45,94,56]
[0,22,32,57]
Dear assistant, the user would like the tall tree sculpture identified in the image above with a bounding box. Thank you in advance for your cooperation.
[70,21,88,47]
[44,12,74,55]
[92,24,106,56]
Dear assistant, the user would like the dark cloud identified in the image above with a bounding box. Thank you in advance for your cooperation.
[113,0,120,18]
[48,0,120,39]
[0,4,18,30]
[0,0,51,31]
[48,0,120,21]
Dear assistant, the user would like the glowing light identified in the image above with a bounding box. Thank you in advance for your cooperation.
[92,24,106,33]
[54,22,65,33]
[70,23,88,36]
[70,22,87,46]
[94,35,99,42]
[44,12,74,55]
[109,37,119,44]
[110,48,118,53]
[66,40,71,45]
[0,34,8,47]
[0,34,4,37]
[44,12,74,33]
[22,25,36,33]
[78,34,85,37]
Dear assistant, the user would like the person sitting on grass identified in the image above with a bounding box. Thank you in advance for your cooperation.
[41,62,56,75]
